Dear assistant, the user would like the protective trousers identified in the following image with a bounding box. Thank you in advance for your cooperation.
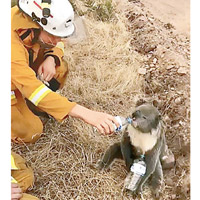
[11,59,68,144]
[11,152,39,200]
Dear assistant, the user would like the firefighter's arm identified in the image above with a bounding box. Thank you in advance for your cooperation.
[12,58,118,134]
[68,104,119,135]
[43,41,64,67]
[39,42,65,81]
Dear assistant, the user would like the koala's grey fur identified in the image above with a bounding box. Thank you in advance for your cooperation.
[97,104,170,197]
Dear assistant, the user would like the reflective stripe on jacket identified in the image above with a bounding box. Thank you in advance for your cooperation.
[11,154,18,183]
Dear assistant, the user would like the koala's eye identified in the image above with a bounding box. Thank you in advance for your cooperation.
[143,116,147,119]
[132,110,140,119]
[135,110,140,115]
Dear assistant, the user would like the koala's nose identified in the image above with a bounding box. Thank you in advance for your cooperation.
[132,120,138,128]
[132,112,135,119]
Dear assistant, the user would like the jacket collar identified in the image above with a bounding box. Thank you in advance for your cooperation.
[11,6,40,31]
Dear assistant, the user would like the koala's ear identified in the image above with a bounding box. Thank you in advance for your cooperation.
[152,100,159,107]
[136,99,146,107]
[152,100,163,110]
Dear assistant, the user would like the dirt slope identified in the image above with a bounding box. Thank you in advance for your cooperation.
[142,0,190,37]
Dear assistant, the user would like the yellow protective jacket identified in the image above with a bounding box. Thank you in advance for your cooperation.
[11,6,76,121]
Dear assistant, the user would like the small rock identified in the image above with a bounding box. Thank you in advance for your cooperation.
[147,54,153,58]
[153,58,157,64]
[164,115,170,123]
[134,16,147,29]
[173,124,179,128]
[150,63,154,67]
[138,68,146,75]
[172,194,176,199]
[148,17,154,22]
[178,67,187,75]
[144,44,157,53]
[175,97,182,104]
[177,90,184,95]
[167,65,175,70]
[165,178,174,186]
[164,23,174,29]
[149,68,154,72]
[179,121,186,126]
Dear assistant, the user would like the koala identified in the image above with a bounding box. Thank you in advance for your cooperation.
[97,104,174,197]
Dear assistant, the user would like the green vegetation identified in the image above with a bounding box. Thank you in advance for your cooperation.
[70,0,115,22]
[85,0,114,22]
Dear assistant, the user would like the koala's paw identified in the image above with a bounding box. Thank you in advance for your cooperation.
[161,150,175,170]
[152,188,162,199]
[136,185,143,194]
[123,188,138,198]
[133,191,143,199]
[151,181,164,199]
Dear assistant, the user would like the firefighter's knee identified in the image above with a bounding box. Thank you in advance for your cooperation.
[12,123,43,143]
[11,114,43,144]
[23,128,43,143]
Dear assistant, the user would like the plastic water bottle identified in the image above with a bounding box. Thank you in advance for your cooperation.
[124,156,146,192]
[113,116,132,132]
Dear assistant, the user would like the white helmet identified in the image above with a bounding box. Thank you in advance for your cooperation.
[18,0,75,38]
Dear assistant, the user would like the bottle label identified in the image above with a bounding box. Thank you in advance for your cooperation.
[114,116,122,131]
[130,163,146,176]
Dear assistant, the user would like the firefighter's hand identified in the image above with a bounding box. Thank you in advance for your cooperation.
[11,183,22,200]
[38,56,56,82]
[68,104,120,135]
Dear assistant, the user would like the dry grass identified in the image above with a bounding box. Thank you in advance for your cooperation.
[12,0,190,199]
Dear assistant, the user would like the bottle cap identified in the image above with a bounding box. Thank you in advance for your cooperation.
[126,117,132,124]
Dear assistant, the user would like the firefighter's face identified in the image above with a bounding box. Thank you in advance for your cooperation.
[38,30,61,48]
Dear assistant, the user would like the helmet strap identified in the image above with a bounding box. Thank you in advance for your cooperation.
[31,12,40,23]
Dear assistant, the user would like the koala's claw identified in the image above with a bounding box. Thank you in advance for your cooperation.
[161,153,175,169]
[153,188,161,199]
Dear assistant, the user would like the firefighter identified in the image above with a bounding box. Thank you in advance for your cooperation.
[11,0,119,143]
[11,152,39,200]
